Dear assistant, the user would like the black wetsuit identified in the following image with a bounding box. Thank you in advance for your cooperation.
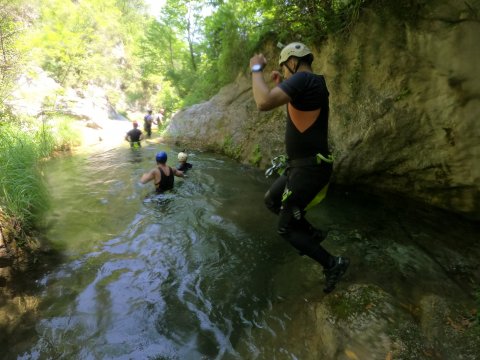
[155,166,175,193]
[126,128,142,147]
[264,72,335,269]
[176,162,192,172]
[144,114,153,137]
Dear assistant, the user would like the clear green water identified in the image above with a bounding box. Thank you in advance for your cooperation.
[11,144,286,359]
[3,143,479,359]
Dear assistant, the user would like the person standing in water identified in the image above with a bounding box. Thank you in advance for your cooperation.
[250,42,349,293]
[140,151,185,193]
[143,110,154,138]
[176,151,193,173]
[125,121,143,147]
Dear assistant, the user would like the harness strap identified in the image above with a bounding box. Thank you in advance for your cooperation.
[288,153,334,167]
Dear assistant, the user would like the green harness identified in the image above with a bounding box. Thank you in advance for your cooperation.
[266,153,334,211]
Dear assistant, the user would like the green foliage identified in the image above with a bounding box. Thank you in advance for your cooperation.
[0,121,51,230]
[203,2,255,86]
[10,0,377,117]
[5,0,393,149]
[137,17,186,111]
[258,0,366,45]
[48,114,83,151]
[138,0,271,110]
[0,0,28,103]
[136,0,373,110]
[249,144,262,166]
[8,0,391,122]
[0,111,82,230]
[23,0,146,89]
[222,135,242,160]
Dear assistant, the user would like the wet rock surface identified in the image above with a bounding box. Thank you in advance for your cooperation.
[234,190,480,359]
[165,1,480,220]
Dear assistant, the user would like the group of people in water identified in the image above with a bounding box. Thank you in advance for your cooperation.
[125,109,166,147]
[124,111,192,193]
[140,150,191,193]
[127,41,349,294]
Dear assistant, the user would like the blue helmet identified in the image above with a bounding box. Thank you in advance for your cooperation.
[156,151,168,163]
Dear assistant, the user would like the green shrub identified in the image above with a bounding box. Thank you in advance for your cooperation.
[49,115,82,151]
[222,135,242,160]
[0,122,50,230]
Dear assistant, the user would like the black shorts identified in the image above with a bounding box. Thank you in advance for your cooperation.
[267,161,332,211]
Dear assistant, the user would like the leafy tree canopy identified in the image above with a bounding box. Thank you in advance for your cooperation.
[4,0,386,114]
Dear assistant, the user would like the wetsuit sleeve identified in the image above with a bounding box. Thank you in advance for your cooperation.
[278,73,307,102]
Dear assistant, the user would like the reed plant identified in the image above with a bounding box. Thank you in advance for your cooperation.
[0,113,82,232]
[46,114,82,151]
[0,120,55,231]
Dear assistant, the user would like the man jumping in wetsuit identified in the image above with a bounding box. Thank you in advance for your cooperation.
[250,42,349,293]
[140,151,185,193]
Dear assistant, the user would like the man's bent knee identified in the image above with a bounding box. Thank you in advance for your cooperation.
[264,190,280,214]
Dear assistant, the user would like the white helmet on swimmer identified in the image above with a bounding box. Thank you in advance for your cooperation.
[278,42,313,65]
[178,152,188,162]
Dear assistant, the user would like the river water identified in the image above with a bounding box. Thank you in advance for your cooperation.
[3,143,480,359]
[8,144,287,359]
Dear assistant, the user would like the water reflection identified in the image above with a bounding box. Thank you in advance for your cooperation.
[3,145,479,360]
[6,146,274,359]
[127,147,144,163]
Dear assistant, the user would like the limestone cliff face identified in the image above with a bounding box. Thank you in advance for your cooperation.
[165,0,480,220]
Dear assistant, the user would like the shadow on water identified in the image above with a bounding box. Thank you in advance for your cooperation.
[315,187,480,302]
[1,144,479,359]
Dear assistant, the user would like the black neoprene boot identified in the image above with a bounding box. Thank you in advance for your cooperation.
[323,256,350,293]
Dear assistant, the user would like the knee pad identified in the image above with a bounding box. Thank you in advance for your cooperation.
[277,205,298,237]
[292,206,302,220]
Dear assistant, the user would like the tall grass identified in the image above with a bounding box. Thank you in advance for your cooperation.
[46,114,82,151]
[0,121,52,230]
[0,114,79,232]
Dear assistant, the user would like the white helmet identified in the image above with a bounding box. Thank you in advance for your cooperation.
[177,152,188,162]
[278,42,312,65]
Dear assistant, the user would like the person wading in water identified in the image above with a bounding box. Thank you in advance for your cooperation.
[176,151,193,173]
[125,121,143,148]
[140,151,185,193]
